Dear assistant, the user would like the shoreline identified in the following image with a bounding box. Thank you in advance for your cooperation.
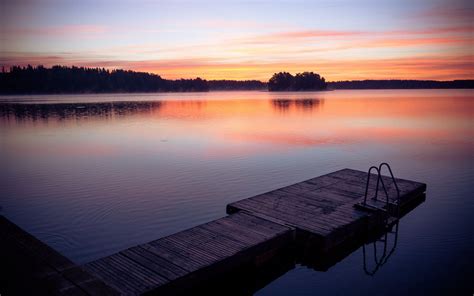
[1,87,474,96]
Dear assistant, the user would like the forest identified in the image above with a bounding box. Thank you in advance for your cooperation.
[1,65,472,94]
[328,79,474,89]
[0,65,209,94]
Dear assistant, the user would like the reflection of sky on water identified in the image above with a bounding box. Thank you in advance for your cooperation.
[0,89,472,294]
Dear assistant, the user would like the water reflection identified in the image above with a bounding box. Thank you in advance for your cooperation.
[271,98,323,113]
[363,222,399,276]
[0,101,164,122]
[0,90,472,294]
[299,193,425,272]
[2,95,470,156]
[0,98,326,122]
[188,193,426,295]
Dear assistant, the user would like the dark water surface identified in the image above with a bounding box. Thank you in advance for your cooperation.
[0,90,472,295]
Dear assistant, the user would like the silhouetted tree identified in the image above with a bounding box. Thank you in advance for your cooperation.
[0,65,209,94]
[268,72,295,91]
[268,71,327,91]
[293,72,327,90]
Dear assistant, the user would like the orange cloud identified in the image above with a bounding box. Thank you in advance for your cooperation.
[362,36,473,48]
[1,53,472,81]
[134,55,474,81]
[232,25,472,45]
[2,20,473,81]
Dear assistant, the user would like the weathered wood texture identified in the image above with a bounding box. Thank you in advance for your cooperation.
[227,168,426,249]
[83,212,293,295]
[3,168,426,296]
[0,215,118,296]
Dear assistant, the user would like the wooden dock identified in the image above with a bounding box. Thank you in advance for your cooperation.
[227,168,426,250]
[83,212,293,295]
[2,168,426,295]
[0,215,118,295]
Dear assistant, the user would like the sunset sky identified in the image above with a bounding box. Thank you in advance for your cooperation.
[1,0,473,81]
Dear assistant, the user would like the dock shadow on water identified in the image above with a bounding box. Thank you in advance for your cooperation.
[187,194,426,296]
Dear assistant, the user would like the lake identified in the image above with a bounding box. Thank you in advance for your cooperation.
[0,89,472,295]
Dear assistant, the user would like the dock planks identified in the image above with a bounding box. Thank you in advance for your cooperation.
[227,168,426,249]
[3,168,426,295]
[0,215,118,296]
[83,212,293,295]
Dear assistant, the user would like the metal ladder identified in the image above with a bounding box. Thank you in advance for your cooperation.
[355,162,401,224]
[356,163,401,276]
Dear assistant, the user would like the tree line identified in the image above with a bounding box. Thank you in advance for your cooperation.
[0,65,209,94]
[207,79,266,90]
[0,65,472,94]
[0,65,269,94]
[328,79,474,89]
[267,74,473,91]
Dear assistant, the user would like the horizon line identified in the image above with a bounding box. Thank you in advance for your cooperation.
[2,64,473,83]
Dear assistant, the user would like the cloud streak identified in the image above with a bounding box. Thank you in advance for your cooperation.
[1,1,472,81]
[2,52,471,81]
[3,25,108,36]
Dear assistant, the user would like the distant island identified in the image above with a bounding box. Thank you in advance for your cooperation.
[268,72,327,91]
[0,65,472,94]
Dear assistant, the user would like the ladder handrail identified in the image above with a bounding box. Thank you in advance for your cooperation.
[361,163,401,276]
[362,162,400,219]
[378,162,401,208]
[363,166,390,210]
[363,166,380,206]
[376,173,390,211]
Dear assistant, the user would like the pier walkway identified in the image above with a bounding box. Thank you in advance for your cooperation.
[2,168,426,295]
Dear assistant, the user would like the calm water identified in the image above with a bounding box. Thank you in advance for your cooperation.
[0,90,472,295]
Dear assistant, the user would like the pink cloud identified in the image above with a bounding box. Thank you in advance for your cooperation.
[236,29,364,45]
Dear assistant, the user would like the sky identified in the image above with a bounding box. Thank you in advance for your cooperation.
[1,0,473,81]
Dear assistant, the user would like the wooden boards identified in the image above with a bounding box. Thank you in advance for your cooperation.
[83,212,293,295]
[227,168,426,249]
[0,215,118,296]
[3,168,426,295]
